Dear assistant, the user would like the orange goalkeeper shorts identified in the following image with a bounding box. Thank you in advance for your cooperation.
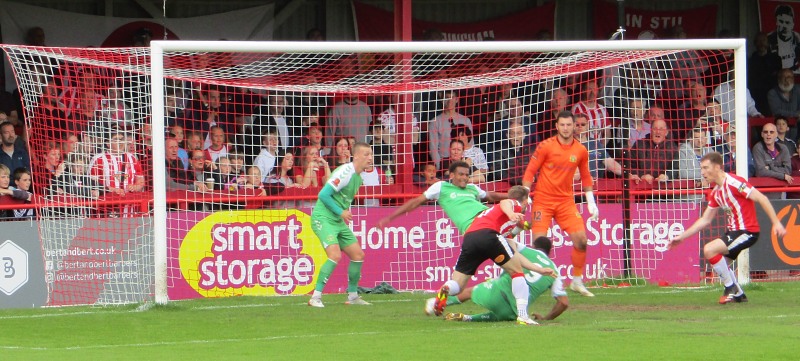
[530,198,585,235]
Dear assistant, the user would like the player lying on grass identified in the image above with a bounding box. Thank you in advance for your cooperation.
[431,186,558,325]
[668,152,786,304]
[428,236,568,325]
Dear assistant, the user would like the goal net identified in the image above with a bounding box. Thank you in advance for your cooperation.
[1,39,747,306]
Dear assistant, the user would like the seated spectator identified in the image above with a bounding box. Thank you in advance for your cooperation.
[413,163,440,187]
[207,156,239,191]
[203,125,229,162]
[42,144,64,183]
[429,91,472,169]
[186,149,213,187]
[377,93,420,147]
[484,97,534,160]
[440,139,484,183]
[50,153,102,199]
[369,121,394,167]
[0,121,30,174]
[254,130,280,183]
[713,71,763,122]
[242,166,266,196]
[296,145,330,188]
[674,79,708,142]
[571,78,609,140]
[714,130,754,175]
[298,124,329,156]
[575,114,621,180]
[168,124,189,169]
[453,125,488,182]
[269,151,302,188]
[752,122,793,198]
[11,167,34,219]
[0,165,32,219]
[611,98,650,152]
[184,130,205,152]
[491,120,532,184]
[629,119,678,184]
[775,116,798,156]
[536,88,569,143]
[228,151,247,179]
[328,137,352,169]
[767,68,800,118]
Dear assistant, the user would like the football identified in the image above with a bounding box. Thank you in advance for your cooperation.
[424,297,436,316]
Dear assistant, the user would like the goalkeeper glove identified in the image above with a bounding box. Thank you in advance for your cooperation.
[586,191,599,221]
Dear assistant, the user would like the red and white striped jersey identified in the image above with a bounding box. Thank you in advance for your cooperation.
[466,199,523,234]
[571,101,608,139]
[708,173,760,232]
[90,152,144,189]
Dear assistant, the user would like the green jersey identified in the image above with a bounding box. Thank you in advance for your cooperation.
[423,181,488,234]
[495,246,565,303]
[312,163,362,223]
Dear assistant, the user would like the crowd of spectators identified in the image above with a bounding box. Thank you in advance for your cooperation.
[2,25,800,218]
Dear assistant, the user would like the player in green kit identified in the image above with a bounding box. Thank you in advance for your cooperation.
[377,161,505,234]
[308,142,373,308]
[440,236,569,324]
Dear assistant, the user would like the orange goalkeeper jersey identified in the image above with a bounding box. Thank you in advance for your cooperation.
[522,136,592,202]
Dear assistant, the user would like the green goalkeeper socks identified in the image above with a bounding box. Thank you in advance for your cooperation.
[314,259,338,292]
[347,260,364,293]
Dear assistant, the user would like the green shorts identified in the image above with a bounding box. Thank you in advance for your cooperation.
[471,280,517,321]
[311,216,358,249]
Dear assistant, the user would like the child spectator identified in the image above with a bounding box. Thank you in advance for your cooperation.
[413,163,440,188]
[0,164,32,219]
[50,153,102,199]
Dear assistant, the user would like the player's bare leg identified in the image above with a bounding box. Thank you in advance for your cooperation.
[703,239,743,304]
[568,231,594,297]
[342,243,370,305]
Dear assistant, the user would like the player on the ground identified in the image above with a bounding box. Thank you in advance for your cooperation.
[435,236,569,324]
[668,152,786,304]
[434,186,558,325]
[308,142,374,307]
[522,110,598,297]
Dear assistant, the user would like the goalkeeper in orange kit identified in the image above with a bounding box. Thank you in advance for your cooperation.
[522,110,598,297]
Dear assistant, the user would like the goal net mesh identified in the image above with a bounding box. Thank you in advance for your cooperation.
[1,42,740,305]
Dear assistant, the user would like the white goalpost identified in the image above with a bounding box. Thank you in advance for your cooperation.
[1,38,748,306]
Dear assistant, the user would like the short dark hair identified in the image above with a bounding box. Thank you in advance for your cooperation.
[556,110,574,122]
[776,4,794,18]
[448,160,470,175]
[12,167,30,181]
[700,151,724,166]
[451,124,472,139]
[0,121,14,131]
[533,236,553,256]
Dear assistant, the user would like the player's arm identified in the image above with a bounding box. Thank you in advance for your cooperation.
[499,199,524,222]
[484,191,507,203]
[514,254,557,278]
[534,277,569,321]
[377,193,428,228]
[749,188,788,237]
[579,149,599,220]
[318,184,350,221]
[668,206,716,249]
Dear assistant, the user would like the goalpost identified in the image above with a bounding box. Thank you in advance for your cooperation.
[2,39,748,306]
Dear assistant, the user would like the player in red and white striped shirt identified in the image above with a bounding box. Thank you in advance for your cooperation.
[669,152,786,304]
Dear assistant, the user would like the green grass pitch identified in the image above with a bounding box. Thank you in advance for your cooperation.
[2,282,799,360]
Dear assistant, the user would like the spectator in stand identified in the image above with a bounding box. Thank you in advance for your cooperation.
[33,78,68,142]
[713,71,764,123]
[254,130,280,183]
[775,116,798,156]
[493,120,534,185]
[252,92,294,150]
[789,142,800,198]
[50,153,102,199]
[297,145,331,188]
[429,91,472,169]
[0,164,32,219]
[164,89,185,128]
[329,137,352,169]
[327,93,372,146]
[183,85,234,144]
[609,98,650,157]
[674,79,709,142]
[714,130,754,176]
[184,130,204,152]
[767,4,800,71]
[485,97,534,164]
[752,123,793,199]
[10,167,34,219]
[186,148,214,190]
[300,124,328,156]
[674,128,710,193]
[439,139,482,183]
[165,138,204,191]
[269,152,302,188]
[168,124,189,169]
[413,163,440,188]
[228,151,247,179]
[571,77,609,141]
[242,166,266,197]
[377,93,420,148]
[42,144,63,184]
[203,125,229,162]
[575,113,621,180]
[629,119,678,185]
[537,88,569,143]
[369,121,394,168]
[749,32,782,115]
[453,125,488,183]
[89,132,145,195]
[767,68,800,118]
[0,122,30,175]
[208,156,240,191]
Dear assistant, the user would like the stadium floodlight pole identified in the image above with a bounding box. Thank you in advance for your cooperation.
[150,44,169,305]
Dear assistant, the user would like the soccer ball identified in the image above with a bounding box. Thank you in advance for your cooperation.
[424,297,436,316]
